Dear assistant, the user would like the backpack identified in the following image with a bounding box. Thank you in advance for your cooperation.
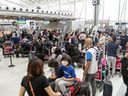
[93,47,100,61]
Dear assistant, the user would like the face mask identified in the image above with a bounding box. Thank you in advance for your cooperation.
[51,68,55,73]
[51,68,55,76]
[62,61,69,66]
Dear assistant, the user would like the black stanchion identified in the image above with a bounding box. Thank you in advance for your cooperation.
[8,53,15,67]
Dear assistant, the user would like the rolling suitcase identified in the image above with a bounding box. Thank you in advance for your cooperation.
[103,78,113,96]
[76,75,90,96]
[77,82,90,96]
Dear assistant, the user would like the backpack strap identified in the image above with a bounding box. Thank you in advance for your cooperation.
[93,47,98,53]
[29,81,35,96]
[93,47,99,61]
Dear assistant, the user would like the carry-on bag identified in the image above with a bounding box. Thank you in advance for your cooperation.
[76,75,90,96]
[103,78,113,96]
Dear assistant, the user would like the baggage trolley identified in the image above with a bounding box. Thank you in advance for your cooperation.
[96,64,106,92]
[115,56,122,77]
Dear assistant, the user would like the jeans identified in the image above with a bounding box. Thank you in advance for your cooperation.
[55,77,75,94]
[85,73,96,96]
[107,56,116,77]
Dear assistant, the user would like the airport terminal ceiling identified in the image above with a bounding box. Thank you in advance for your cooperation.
[0,0,128,21]
[0,0,83,9]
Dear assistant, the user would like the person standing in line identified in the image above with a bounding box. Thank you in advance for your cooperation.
[97,32,106,57]
[19,58,61,96]
[84,37,99,96]
[107,36,118,78]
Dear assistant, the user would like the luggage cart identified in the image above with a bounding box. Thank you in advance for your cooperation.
[96,64,106,92]
[115,56,122,77]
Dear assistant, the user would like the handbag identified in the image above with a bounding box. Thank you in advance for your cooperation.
[29,81,35,96]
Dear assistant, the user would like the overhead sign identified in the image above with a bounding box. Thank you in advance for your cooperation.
[16,17,26,24]
[0,21,13,25]
[115,22,128,25]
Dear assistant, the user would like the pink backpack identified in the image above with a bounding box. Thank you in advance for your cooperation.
[101,57,107,66]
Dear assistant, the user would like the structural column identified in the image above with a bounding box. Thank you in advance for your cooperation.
[92,0,100,26]
[74,0,76,17]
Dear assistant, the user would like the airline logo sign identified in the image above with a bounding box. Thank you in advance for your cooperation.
[0,21,13,25]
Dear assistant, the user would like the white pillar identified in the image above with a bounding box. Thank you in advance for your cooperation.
[92,0,100,26]
[118,0,121,20]
[74,0,76,17]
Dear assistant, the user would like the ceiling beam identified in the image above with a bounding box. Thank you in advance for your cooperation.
[5,0,27,8]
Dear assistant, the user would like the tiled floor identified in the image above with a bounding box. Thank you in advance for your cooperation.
[0,48,127,96]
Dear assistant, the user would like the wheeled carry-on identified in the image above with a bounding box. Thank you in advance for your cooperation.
[103,78,113,96]
[76,75,90,96]
[76,82,90,96]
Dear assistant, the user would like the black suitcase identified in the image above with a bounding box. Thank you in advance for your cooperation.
[76,82,90,96]
[103,79,113,96]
